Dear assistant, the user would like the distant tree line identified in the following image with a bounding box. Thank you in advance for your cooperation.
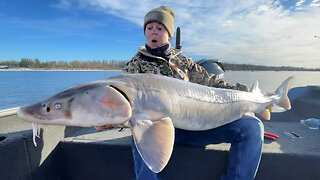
[222,62,320,71]
[1,58,319,71]
[0,58,127,70]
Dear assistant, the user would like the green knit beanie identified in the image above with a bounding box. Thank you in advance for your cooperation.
[144,6,175,38]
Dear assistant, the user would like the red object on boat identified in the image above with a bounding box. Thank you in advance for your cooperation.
[264,132,279,140]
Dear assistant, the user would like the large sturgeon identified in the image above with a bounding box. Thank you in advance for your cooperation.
[17,74,293,173]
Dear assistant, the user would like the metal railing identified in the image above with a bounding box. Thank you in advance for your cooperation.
[0,107,19,118]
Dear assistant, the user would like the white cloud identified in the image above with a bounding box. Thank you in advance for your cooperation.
[56,0,320,68]
[296,0,306,7]
[310,0,320,7]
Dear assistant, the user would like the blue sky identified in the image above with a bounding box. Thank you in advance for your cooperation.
[1,0,320,68]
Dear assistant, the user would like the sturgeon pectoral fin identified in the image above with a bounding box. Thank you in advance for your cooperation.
[130,117,175,173]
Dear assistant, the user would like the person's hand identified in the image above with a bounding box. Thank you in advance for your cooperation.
[259,103,275,120]
[265,102,275,113]
[233,83,249,92]
[95,125,114,132]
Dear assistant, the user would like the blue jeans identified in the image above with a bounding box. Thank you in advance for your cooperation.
[131,116,264,180]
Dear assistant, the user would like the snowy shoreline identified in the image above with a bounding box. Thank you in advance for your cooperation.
[0,68,121,71]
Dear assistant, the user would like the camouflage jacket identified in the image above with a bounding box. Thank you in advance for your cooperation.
[123,46,248,91]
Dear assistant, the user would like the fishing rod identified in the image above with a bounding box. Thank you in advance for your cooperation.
[176,26,225,75]
[175,27,182,49]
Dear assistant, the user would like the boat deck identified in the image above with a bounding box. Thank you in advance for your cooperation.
[1,113,320,180]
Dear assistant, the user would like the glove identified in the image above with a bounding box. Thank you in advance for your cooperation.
[233,83,249,92]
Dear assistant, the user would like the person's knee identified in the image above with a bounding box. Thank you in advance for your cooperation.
[235,118,264,142]
[244,118,264,141]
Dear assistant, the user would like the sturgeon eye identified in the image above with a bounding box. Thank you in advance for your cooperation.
[54,103,62,109]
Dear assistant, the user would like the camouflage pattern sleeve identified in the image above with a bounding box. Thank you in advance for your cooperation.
[122,55,141,74]
[184,55,249,91]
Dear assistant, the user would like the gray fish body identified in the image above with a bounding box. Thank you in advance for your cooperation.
[17,74,293,173]
[105,74,284,130]
[18,73,291,129]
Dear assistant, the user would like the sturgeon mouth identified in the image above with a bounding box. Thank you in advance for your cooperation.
[18,108,41,147]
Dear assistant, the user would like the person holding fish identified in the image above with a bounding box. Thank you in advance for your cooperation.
[99,6,264,180]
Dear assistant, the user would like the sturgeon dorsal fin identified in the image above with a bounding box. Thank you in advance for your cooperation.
[250,81,265,96]
[250,81,260,93]
[130,116,175,173]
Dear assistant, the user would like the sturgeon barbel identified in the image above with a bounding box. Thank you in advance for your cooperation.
[17,74,293,173]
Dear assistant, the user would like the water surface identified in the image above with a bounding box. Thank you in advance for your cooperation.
[0,70,121,110]
[0,70,319,110]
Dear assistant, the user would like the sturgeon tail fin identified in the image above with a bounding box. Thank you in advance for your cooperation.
[274,76,294,110]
